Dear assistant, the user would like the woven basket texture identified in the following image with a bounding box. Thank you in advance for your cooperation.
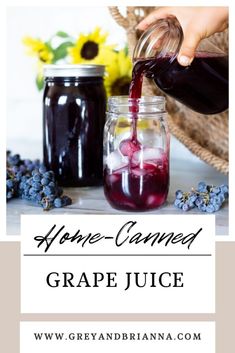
[109,6,229,174]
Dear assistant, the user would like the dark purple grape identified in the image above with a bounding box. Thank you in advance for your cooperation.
[174,182,228,213]
[54,198,63,208]
[6,150,72,210]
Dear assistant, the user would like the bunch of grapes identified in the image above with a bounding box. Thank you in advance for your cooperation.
[174,181,228,213]
[6,151,72,210]
[6,169,19,200]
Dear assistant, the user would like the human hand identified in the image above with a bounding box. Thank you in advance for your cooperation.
[137,7,228,66]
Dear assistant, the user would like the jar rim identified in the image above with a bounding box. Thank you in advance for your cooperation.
[43,64,105,77]
[108,95,165,105]
[107,96,166,114]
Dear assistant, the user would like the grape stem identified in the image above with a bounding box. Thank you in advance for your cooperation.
[41,197,52,211]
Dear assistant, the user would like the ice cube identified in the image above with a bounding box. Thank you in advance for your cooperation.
[143,163,158,173]
[119,139,141,157]
[133,147,164,164]
[106,150,129,171]
[131,167,147,176]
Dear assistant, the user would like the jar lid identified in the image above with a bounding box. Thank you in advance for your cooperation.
[43,64,105,77]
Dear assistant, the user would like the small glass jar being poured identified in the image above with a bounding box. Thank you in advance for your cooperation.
[132,16,228,114]
[103,96,170,211]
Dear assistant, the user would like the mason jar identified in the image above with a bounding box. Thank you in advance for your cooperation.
[43,64,106,186]
[103,96,170,211]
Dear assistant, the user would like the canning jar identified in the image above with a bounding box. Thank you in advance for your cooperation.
[103,96,170,211]
[43,64,106,186]
[133,17,228,114]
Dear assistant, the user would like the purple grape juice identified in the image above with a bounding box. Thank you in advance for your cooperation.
[104,148,169,211]
[43,65,106,187]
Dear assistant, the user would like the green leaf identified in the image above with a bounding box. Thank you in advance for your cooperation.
[52,41,74,62]
[55,31,70,38]
[36,75,44,91]
[45,41,53,51]
[123,44,129,56]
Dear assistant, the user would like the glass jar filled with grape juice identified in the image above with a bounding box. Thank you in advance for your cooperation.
[103,96,170,211]
[43,64,106,186]
[132,17,228,114]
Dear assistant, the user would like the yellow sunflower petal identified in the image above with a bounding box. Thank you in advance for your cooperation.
[90,27,108,44]
[22,36,53,64]
[22,36,45,54]
[104,49,133,97]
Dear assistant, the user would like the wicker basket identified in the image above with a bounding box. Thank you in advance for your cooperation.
[109,6,229,174]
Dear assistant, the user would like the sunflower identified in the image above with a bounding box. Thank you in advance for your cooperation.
[23,36,54,90]
[104,49,133,97]
[22,36,54,64]
[68,27,115,64]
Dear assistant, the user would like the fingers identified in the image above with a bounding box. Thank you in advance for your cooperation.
[137,7,206,67]
[137,8,170,30]
[177,31,202,66]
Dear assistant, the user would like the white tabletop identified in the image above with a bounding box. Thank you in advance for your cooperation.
[7,137,228,236]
